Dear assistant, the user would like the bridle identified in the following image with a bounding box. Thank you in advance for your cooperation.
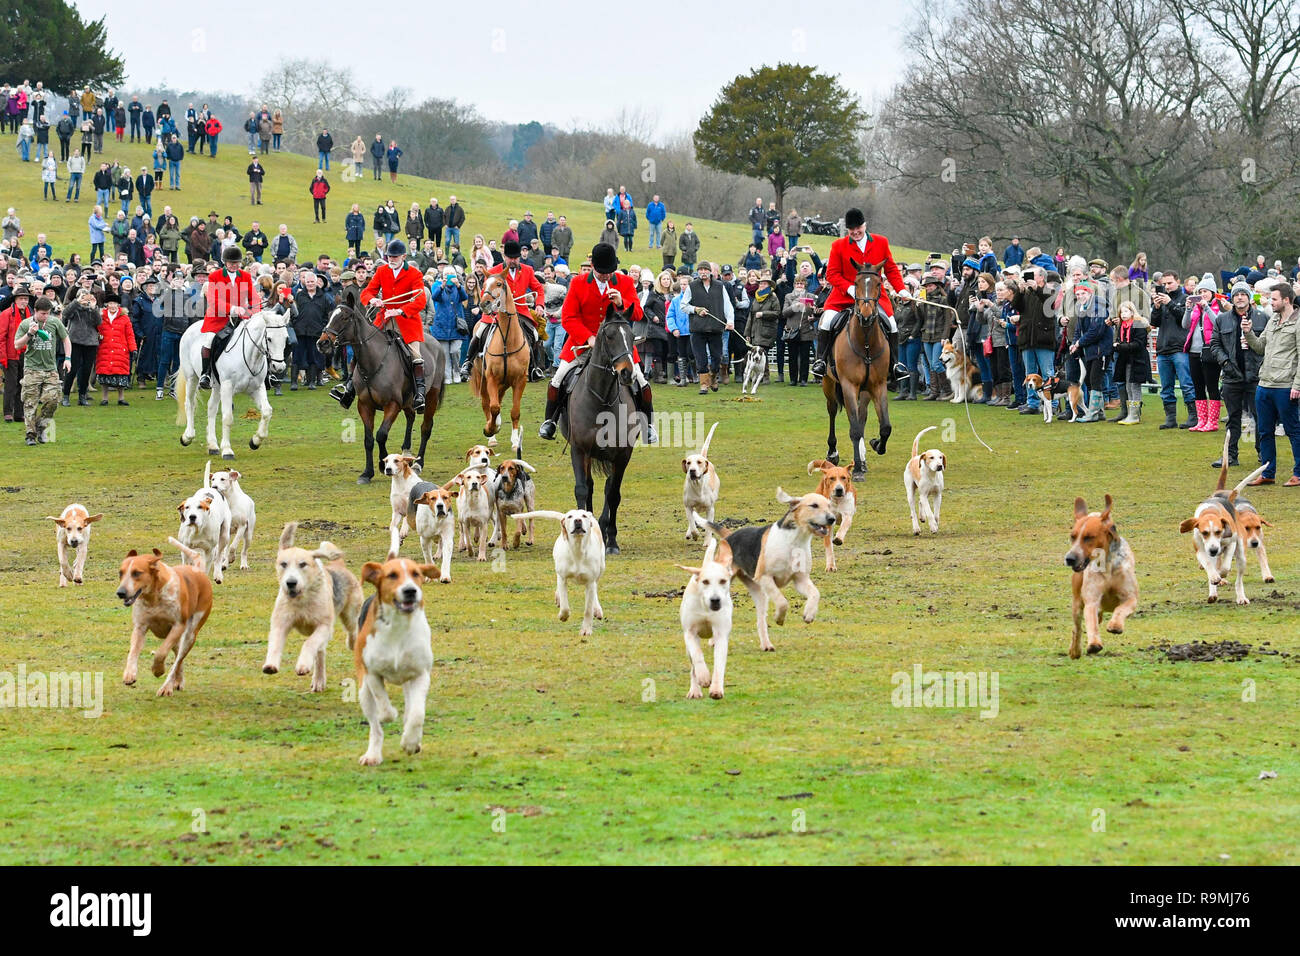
[319,305,386,387]
[583,316,635,407]
[846,265,884,364]
[229,310,289,379]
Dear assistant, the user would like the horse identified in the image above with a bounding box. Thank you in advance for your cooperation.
[470,273,530,457]
[822,260,892,481]
[561,307,640,554]
[317,304,446,484]
[176,303,289,460]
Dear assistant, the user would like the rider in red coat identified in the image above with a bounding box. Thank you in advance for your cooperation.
[199,244,262,388]
[332,238,430,411]
[538,242,657,443]
[459,240,548,381]
[810,207,911,382]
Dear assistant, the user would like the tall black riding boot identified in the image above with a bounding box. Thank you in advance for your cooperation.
[460,334,482,379]
[810,328,833,377]
[887,329,905,385]
[412,362,426,413]
[538,384,560,440]
[530,337,547,381]
[199,347,213,390]
[330,378,355,408]
[635,384,658,444]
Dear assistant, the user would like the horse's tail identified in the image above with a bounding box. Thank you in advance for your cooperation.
[174,371,188,426]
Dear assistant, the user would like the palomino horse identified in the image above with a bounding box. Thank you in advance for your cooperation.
[822,260,892,480]
[562,306,640,554]
[176,284,289,460]
[470,273,530,458]
[317,304,446,484]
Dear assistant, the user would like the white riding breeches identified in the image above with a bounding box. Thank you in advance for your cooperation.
[550,358,647,389]
[818,307,897,333]
[200,331,216,348]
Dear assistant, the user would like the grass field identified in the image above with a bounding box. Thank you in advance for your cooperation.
[3,137,929,270]
[0,372,1297,864]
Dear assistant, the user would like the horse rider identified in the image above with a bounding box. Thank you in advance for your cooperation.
[538,241,658,444]
[331,238,429,412]
[460,238,548,382]
[810,207,911,382]
[199,244,261,389]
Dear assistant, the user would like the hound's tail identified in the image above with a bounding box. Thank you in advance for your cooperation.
[514,511,567,522]
[1215,432,1231,492]
[912,425,938,460]
[167,536,206,572]
[174,373,189,427]
[1233,464,1269,498]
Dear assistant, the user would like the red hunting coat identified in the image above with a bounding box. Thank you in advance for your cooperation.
[824,233,904,316]
[559,271,642,363]
[361,262,428,343]
[201,269,261,333]
[486,262,545,326]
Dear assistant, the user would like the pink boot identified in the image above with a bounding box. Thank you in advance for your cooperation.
[1189,399,1209,431]
[1201,399,1221,432]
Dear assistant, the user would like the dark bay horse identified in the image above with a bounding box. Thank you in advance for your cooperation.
[561,307,639,554]
[318,305,446,484]
[822,261,892,481]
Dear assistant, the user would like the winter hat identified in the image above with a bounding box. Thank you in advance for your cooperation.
[1067,255,1087,275]
[1231,281,1252,297]
[962,257,981,271]
[921,274,945,288]
[1195,275,1217,294]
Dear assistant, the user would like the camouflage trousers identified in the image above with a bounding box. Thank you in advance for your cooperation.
[22,370,61,439]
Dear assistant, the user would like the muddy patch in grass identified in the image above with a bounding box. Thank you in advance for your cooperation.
[1144,640,1291,662]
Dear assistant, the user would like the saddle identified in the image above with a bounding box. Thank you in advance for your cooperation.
[208,317,240,382]
[378,318,416,380]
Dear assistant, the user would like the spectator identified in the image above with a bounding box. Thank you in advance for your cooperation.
[42,155,58,200]
[1003,237,1024,267]
[344,204,365,256]
[116,165,133,214]
[247,153,265,205]
[424,198,444,249]
[1068,279,1110,423]
[502,219,519,247]
[1129,251,1149,283]
[350,136,366,176]
[92,162,112,208]
[645,195,666,250]
[602,188,616,220]
[270,224,297,264]
[310,170,330,223]
[165,135,184,189]
[141,103,155,143]
[60,285,100,405]
[551,214,573,263]
[517,211,538,248]
[17,116,33,161]
[1242,282,1300,486]
[666,272,695,384]
[1110,300,1150,425]
[405,202,424,246]
[1009,269,1057,413]
[427,270,468,384]
[539,211,557,255]
[316,128,334,169]
[660,220,677,272]
[388,140,405,182]
[271,109,283,150]
[785,207,802,241]
[443,195,465,252]
[599,218,618,249]
[679,223,700,273]
[765,202,780,236]
[87,206,107,260]
[55,111,73,161]
[291,270,333,389]
[370,134,385,180]
[204,114,222,156]
[155,274,189,398]
[782,273,816,385]
[1210,282,1267,465]
[13,295,71,444]
[767,223,786,259]
[1185,275,1223,432]
[748,197,764,246]
[94,293,137,406]
[1150,270,1195,428]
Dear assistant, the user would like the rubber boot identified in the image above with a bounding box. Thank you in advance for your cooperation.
[199,347,213,390]
[1159,401,1178,429]
[635,384,658,444]
[538,384,561,440]
[924,374,941,401]
[698,371,711,395]
[1180,401,1197,429]
[810,328,833,377]
[1200,399,1221,432]
[1108,397,1128,421]
[412,364,427,413]
[1189,399,1209,431]
[708,368,719,392]
[1118,401,1141,425]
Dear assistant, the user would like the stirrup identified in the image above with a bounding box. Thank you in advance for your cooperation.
[331,381,354,408]
[459,361,472,379]
[198,373,212,390]
[538,419,557,440]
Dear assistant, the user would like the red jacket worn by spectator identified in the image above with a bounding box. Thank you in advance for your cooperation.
[310,177,330,199]
[824,232,904,317]
[95,308,137,374]
[201,268,261,334]
[0,301,32,365]
[361,262,427,344]
[205,117,222,138]
[559,271,642,363]
[486,261,545,327]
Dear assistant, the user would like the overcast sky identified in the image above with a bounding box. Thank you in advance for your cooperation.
[73,0,908,135]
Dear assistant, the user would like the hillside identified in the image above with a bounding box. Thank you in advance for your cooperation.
[3,138,929,270]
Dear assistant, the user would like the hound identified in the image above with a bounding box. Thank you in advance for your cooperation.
[940,341,981,403]
[455,467,494,561]
[46,504,103,587]
[491,459,536,550]
[682,422,720,540]
[1213,436,1275,584]
[116,547,213,695]
[206,464,256,570]
[518,510,605,635]
[465,444,496,472]
[706,488,835,651]
[903,425,945,535]
[263,522,363,693]
[1022,373,1080,424]
[676,533,735,699]
[807,459,856,571]
[741,345,767,395]
[382,454,424,561]
[412,482,459,583]
[355,558,437,766]
[1064,494,1138,659]
[176,482,232,584]
[1179,452,1268,604]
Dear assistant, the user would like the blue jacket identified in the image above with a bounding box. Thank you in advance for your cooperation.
[616,205,637,237]
[539,220,556,247]
[1003,244,1025,266]
[666,291,691,335]
[28,242,52,268]
[428,280,466,340]
[1029,253,1055,272]
[345,212,366,242]
[645,201,666,225]
[1072,296,1111,360]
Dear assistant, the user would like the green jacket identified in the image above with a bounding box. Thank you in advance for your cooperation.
[1245,307,1300,391]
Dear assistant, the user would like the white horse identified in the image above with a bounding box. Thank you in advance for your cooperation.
[176,310,289,460]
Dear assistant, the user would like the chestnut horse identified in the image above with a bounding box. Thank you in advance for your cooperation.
[822,260,892,480]
[470,274,530,458]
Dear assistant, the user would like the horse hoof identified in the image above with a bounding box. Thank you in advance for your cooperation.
[207,448,219,456]
[357,475,372,485]
[605,544,620,555]
[869,438,886,455]
[852,469,866,482]
[249,438,259,450]
[222,453,235,461]
[179,435,192,447]
[826,450,839,465]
